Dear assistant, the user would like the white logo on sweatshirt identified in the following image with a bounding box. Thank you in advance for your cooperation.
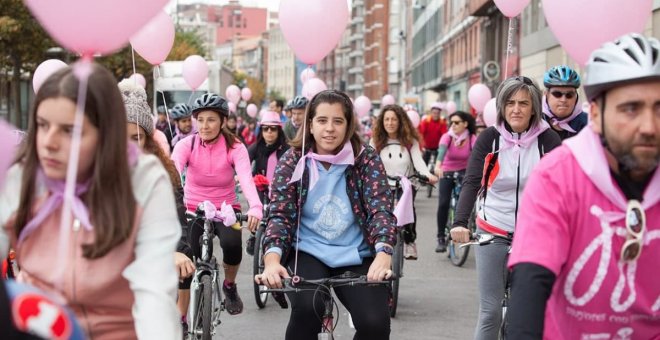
[312,194,351,240]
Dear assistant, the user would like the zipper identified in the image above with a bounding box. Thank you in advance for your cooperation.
[514,134,521,227]
[72,218,93,339]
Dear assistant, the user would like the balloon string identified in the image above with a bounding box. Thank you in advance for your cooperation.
[293,106,308,276]
[504,17,515,79]
[155,65,175,150]
[55,58,92,291]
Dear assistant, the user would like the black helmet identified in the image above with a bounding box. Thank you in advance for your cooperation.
[191,93,229,118]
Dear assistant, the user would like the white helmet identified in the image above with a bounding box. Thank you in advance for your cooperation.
[584,33,660,101]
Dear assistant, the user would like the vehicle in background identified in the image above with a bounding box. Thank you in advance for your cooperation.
[153,61,221,113]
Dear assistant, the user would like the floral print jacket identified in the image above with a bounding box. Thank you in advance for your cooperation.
[263,146,397,263]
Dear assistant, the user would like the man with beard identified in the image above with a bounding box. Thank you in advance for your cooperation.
[506,33,660,339]
[283,96,308,141]
[170,103,197,149]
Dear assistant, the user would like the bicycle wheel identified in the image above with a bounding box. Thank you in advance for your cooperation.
[252,225,268,309]
[390,231,404,317]
[200,274,213,340]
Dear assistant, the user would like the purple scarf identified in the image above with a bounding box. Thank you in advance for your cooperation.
[495,120,550,162]
[448,129,469,146]
[288,142,356,191]
[542,95,583,133]
[171,124,198,148]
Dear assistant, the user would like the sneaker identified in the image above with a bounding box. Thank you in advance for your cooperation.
[406,243,418,260]
[272,292,289,309]
[435,239,447,253]
[223,281,244,315]
[245,235,256,256]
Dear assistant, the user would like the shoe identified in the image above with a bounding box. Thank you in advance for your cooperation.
[245,235,256,256]
[435,239,447,253]
[272,292,288,309]
[223,281,244,315]
[406,243,418,260]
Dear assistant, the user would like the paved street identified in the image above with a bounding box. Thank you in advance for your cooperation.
[214,191,479,339]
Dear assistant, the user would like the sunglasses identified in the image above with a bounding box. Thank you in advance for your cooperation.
[449,120,464,125]
[550,90,577,100]
[262,126,279,132]
[621,199,646,262]
[514,76,534,85]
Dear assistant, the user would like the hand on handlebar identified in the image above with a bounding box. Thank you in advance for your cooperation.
[174,252,195,281]
[427,174,439,185]
[450,226,471,244]
[255,253,290,289]
[367,252,393,282]
[247,215,260,233]
[434,163,444,178]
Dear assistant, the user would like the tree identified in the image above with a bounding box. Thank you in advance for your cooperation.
[168,28,206,61]
[246,76,266,107]
[0,0,55,125]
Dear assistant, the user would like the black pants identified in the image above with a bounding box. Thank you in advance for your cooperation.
[436,170,465,240]
[394,186,418,243]
[188,214,243,267]
[285,252,390,340]
[422,148,438,166]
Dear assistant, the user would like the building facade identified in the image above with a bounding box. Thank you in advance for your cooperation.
[346,0,366,98]
[363,0,390,101]
[266,27,296,100]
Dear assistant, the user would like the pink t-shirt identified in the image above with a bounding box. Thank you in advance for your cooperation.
[438,134,475,172]
[171,134,263,219]
[509,130,660,340]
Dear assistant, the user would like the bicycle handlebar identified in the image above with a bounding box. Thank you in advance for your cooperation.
[458,232,513,249]
[261,271,394,293]
[387,173,433,187]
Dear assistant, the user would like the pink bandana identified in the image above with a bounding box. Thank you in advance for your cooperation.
[495,120,550,162]
[448,129,469,146]
[542,95,584,133]
[288,142,355,191]
[393,175,414,226]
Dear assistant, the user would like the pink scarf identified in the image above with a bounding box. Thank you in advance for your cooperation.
[289,142,356,191]
[565,128,660,223]
[542,95,583,133]
[495,120,550,162]
[392,175,414,226]
[448,129,469,146]
[266,151,278,182]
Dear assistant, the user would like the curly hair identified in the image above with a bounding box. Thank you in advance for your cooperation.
[372,104,421,153]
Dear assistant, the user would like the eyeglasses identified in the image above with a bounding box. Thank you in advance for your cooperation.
[262,126,279,132]
[550,90,577,100]
[621,199,645,262]
[449,120,464,125]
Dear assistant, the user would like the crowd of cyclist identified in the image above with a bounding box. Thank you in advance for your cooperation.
[0,32,658,340]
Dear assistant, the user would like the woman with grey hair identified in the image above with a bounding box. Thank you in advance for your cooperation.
[449,76,561,340]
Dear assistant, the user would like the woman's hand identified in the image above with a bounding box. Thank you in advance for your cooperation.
[247,215,260,233]
[255,252,290,289]
[367,252,393,282]
[427,174,439,185]
[434,163,444,178]
[174,252,195,280]
[450,226,471,244]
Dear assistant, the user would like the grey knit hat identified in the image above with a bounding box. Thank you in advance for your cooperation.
[118,79,154,136]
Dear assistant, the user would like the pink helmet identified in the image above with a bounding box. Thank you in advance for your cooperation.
[259,111,282,126]
[430,102,444,111]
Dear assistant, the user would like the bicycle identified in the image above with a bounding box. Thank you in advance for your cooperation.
[386,172,432,318]
[186,201,247,340]
[460,232,514,340]
[262,271,392,340]
[442,171,477,267]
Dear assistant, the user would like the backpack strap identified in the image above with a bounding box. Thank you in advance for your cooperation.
[537,132,546,158]
[479,135,500,204]
[186,134,196,168]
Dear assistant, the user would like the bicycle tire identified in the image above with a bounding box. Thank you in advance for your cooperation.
[200,274,213,340]
[390,232,404,317]
[252,225,268,309]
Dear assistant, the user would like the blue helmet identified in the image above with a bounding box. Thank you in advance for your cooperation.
[544,65,581,88]
[170,104,192,120]
[191,93,229,118]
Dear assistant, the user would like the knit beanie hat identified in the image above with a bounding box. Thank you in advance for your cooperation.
[118,79,154,136]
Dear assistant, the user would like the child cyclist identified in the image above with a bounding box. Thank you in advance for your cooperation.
[256,90,397,339]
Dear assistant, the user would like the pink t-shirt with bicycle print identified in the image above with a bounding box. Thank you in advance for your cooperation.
[508,128,660,340]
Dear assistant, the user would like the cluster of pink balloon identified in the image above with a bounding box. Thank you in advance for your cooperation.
[225,84,256,117]
[494,0,652,66]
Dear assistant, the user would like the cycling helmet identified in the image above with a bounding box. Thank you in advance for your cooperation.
[584,33,660,101]
[284,99,293,111]
[170,103,192,120]
[543,65,581,88]
[430,102,444,111]
[191,93,229,117]
[289,95,309,110]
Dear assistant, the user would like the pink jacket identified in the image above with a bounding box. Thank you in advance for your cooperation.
[171,134,263,218]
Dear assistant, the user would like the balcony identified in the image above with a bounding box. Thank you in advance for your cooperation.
[348,66,363,74]
[349,32,364,42]
[352,16,364,24]
[348,50,363,58]
[347,83,364,91]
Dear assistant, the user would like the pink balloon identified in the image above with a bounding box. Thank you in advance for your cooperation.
[225,85,241,105]
[182,55,208,90]
[483,98,498,127]
[33,59,67,93]
[279,0,349,65]
[246,104,258,118]
[494,0,530,18]
[241,88,252,102]
[300,68,316,84]
[302,78,328,100]
[354,96,372,118]
[152,129,170,157]
[445,101,457,114]
[228,102,237,113]
[406,110,420,128]
[24,0,168,56]
[381,94,395,106]
[130,11,175,65]
[468,84,492,113]
[543,0,652,66]
[129,73,146,88]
